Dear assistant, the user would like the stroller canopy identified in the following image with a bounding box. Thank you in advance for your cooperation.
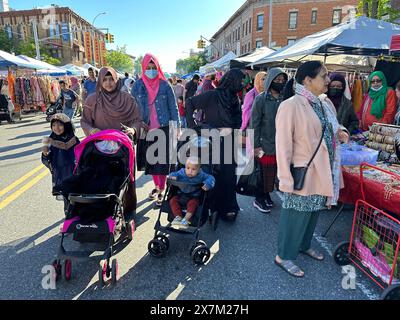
[74,130,135,182]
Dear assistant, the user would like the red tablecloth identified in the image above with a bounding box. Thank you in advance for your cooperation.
[339,168,400,217]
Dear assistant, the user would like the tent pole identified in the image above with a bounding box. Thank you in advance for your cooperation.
[324,54,327,64]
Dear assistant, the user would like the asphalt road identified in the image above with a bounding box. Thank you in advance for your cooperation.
[0,114,382,300]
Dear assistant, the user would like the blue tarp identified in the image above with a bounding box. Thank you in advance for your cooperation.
[251,17,400,67]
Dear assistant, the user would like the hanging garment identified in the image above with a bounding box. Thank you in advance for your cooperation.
[15,78,24,106]
[352,79,363,113]
[7,72,15,103]
[24,78,33,105]
[32,77,45,109]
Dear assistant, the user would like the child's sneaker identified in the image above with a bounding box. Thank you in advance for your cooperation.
[181,219,190,226]
[172,216,182,225]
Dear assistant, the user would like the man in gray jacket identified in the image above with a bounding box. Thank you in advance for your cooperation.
[251,68,288,213]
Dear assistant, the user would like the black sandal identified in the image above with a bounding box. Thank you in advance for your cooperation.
[274,259,305,278]
[148,189,159,201]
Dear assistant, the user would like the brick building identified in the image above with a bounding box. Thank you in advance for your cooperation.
[209,0,358,60]
[0,5,107,67]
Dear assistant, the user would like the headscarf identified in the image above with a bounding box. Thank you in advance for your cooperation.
[328,73,346,110]
[254,71,267,94]
[92,66,139,122]
[368,71,390,119]
[141,53,167,105]
[215,68,245,110]
[70,77,79,89]
[49,113,77,150]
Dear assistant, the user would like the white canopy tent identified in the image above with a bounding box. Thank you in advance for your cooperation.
[83,63,100,72]
[60,64,88,76]
[230,47,275,69]
[17,55,68,76]
[199,51,237,75]
[0,50,39,69]
[251,17,400,68]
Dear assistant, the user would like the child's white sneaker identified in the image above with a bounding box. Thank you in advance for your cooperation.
[181,219,190,226]
[172,216,183,225]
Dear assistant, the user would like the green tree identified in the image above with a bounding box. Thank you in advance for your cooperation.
[105,46,134,73]
[0,29,14,53]
[13,39,61,65]
[176,53,207,75]
[358,0,400,21]
[134,55,143,76]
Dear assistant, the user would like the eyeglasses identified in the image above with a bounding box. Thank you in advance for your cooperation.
[371,79,382,84]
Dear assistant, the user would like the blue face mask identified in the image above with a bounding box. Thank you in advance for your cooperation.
[145,70,158,79]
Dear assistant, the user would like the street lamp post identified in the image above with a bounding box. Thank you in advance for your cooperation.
[91,12,107,66]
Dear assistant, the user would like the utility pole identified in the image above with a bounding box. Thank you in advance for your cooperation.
[269,0,273,48]
[32,19,41,60]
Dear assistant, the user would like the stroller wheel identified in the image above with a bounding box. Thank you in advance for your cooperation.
[62,260,72,282]
[156,235,169,250]
[191,245,211,265]
[52,260,62,282]
[190,241,207,257]
[126,220,135,241]
[333,241,351,266]
[111,259,119,285]
[98,261,108,286]
[382,284,400,300]
[148,239,167,258]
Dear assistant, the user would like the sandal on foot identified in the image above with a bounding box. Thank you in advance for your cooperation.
[148,189,159,201]
[155,193,163,207]
[274,259,305,278]
[301,249,325,261]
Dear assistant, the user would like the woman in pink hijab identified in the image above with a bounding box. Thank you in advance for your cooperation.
[131,53,179,207]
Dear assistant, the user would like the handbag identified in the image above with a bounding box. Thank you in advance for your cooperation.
[236,156,262,197]
[290,105,327,191]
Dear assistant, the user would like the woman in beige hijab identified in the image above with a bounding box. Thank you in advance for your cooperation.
[81,67,143,137]
[81,66,143,219]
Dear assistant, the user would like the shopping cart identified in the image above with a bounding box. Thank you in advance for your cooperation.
[334,163,400,300]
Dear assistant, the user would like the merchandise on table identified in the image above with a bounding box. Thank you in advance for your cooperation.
[340,143,379,166]
[366,123,400,164]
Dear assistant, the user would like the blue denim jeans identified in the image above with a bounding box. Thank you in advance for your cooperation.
[63,107,74,120]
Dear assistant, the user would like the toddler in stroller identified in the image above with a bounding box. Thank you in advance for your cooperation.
[52,130,136,286]
[169,157,215,227]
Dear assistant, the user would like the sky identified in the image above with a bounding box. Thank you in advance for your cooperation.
[9,0,246,72]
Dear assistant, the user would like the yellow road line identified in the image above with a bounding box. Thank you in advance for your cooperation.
[0,168,49,210]
[0,164,45,197]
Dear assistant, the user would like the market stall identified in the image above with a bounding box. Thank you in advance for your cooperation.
[199,51,237,75]
[250,17,400,68]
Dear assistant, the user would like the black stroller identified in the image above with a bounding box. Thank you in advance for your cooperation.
[53,130,136,286]
[46,97,63,122]
[147,128,218,265]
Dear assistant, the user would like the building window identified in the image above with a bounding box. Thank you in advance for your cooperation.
[287,38,296,45]
[255,40,263,48]
[5,25,12,39]
[332,9,342,25]
[242,23,245,37]
[246,20,248,35]
[311,10,317,24]
[289,12,298,29]
[257,14,264,31]
[249,18,252,34]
